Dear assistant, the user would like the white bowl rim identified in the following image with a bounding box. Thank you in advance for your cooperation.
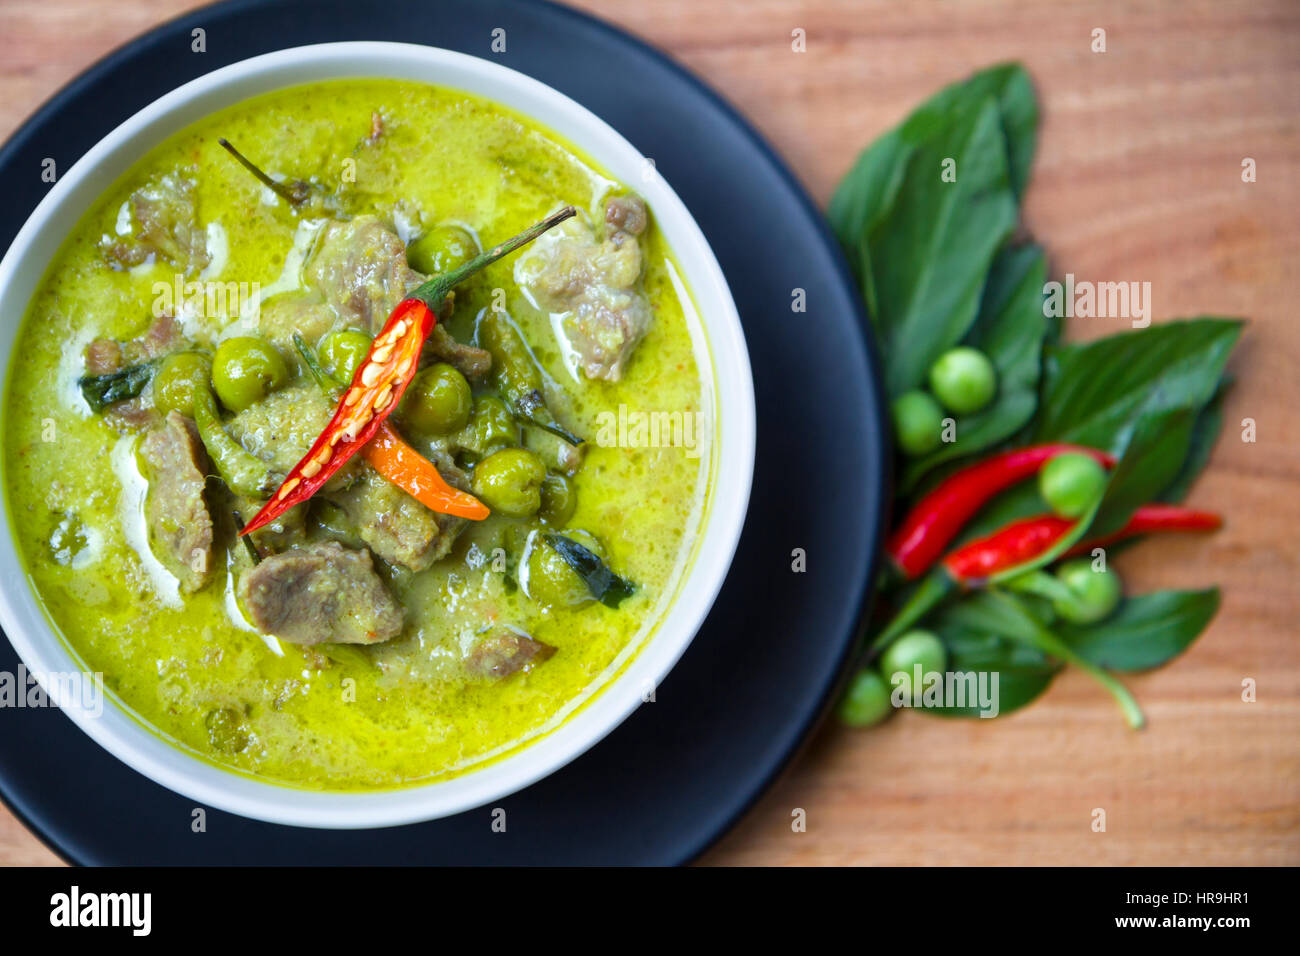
[0,41,755,829]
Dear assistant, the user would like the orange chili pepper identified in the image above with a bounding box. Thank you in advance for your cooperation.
[241,206,575,536]
[363,422,489,521]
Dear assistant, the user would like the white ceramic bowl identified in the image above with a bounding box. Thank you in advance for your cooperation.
[0,42,754,828]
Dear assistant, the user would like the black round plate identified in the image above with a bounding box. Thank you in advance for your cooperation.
[0,0,887,865]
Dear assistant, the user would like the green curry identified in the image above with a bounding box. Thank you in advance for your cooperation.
[2,80,712,789]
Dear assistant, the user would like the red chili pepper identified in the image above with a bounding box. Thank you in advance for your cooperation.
[872,513,1084,653]
[941,514,1075,584]
[241,206,576,536]
[1064,504,1222,557]
[886,443,1116,579]
[872,503,1224,658]
[942,504,1223,584]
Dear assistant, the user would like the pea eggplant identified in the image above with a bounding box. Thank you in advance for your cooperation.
[544,533,634,609]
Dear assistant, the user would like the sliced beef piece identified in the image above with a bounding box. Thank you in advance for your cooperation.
[135,313,186,359]
[101,173,209,274]
[325,466,464,572]
[304,215,423,331]
[257,292,338,354]
[604,194,649,236]
[84,313,185,376]
[138,412,213,593]
[465,630,556,679]
[106,398,158,431]
[84,338,124,376]
[237,541,403,645]
[425,324,491,382]
[514,196,652,382]
[226,384,360,491]
[83,315,186,433]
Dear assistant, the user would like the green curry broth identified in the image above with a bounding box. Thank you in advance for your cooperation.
[2,80,714,789]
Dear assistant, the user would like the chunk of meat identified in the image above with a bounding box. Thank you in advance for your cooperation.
[304,215,423,330]
[84,338,124,376]
[325,466,464,572]
[135,313,186,359]
[83,313,184,376]
[138,412,213,593]
[105,398,157,431]
[465,630,556,679]
[514,196,652,381]
[257,292,338,354]
[237,541,403,645]
[83,314,187,433]
[297,215,489,378]
[425,323,491,381]
[102,173,209,274]
[604,194,649,236]
[226,384,360,491]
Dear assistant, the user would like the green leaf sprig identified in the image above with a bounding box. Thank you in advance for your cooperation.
[833,64,1242,728]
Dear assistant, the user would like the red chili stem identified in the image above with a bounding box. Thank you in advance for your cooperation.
[1064,504,1222,557]
[887,443,1116,579]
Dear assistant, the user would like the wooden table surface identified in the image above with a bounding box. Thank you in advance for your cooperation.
[0,0,1296,866]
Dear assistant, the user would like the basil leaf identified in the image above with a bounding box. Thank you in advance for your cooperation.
[545,534,635,609]
[922,596,1060,718]
[937,588,1044,641]
[1060,588,1220,672]
[935,589,1147,727]
[859,99,1020,396]
[1159,380,1229,503]
[828,62,1037,251]
[953,481,1048,544]
[901,244,1048,488]
[1031,318,1240,535]
[78,361,154,412]
[1091,404,1198,535]
[1032,318,1242,454]
[980,64,1038,201]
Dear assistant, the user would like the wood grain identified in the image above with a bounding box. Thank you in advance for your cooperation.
[0,0,1296,867]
